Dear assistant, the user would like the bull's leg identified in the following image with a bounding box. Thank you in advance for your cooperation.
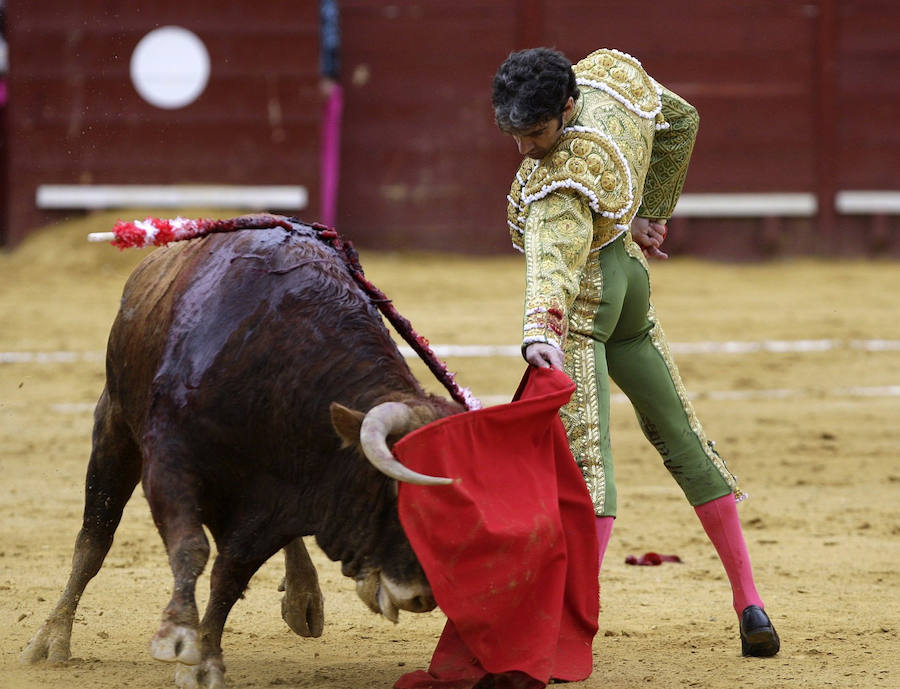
[22,395,142,664]
[175,551,267,689]
[278,537,325,637]
[144,457,210,668]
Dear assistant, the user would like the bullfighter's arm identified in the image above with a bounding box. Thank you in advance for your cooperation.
[636,86,700,220]
[522,189,593,355]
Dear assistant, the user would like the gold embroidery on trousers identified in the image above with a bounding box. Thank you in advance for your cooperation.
[561,254,609,513]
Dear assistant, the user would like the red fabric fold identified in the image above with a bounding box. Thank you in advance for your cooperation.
[393,368,599,689]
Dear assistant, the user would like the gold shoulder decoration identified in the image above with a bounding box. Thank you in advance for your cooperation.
[521,128,634,220]
[507,158,538,252]
[574,49,669,131]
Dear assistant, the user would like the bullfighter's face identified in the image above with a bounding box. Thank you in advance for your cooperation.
[503,96,575,160]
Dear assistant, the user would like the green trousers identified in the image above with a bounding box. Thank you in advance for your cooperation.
[560,235,739,517]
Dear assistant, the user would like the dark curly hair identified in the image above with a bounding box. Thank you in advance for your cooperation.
[491,48,579,132]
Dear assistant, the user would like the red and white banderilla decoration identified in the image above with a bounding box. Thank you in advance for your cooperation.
[87,216,302,249]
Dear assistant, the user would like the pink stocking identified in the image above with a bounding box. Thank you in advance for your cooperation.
[595,516,614,570]
[693,494,764,616]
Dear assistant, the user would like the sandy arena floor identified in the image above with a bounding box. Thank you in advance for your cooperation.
[1,212,899,689]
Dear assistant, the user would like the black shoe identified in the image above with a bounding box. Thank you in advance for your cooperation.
[740,605,781,657]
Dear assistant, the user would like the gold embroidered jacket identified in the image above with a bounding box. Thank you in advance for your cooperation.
[506,49,699,351]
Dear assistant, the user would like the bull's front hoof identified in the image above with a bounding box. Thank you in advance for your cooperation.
[279,577,325,638]
[175,659,227,689]
[20,621,72,665]
[150,622,202,666]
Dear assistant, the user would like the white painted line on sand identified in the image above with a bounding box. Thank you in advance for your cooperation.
[40,385,900,415]
[400,339,898,357]
[479,385,900,407]
[4,339,900,365]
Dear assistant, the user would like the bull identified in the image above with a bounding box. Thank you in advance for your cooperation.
[21,217,465,688]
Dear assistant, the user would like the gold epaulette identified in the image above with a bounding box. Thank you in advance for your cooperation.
[521,130,634,220]
[574,49,668,130]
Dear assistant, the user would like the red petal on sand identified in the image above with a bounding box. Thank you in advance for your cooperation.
[625,552,682,566]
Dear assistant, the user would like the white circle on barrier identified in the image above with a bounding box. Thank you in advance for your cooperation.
[130,26,210,109]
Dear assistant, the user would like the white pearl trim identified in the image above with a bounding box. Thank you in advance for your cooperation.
[577,48,672,130]
[525,306,548,316]
[576,76,663,121]
[520,125,635,220]
[522,334,562,350]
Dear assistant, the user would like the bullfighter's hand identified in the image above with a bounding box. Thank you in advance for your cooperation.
[525,342,565,371]
[630,217,669,260]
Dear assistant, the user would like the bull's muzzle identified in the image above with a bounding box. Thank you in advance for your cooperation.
[356,570,436,623]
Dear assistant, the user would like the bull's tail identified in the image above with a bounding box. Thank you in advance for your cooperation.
[87,213,302,250]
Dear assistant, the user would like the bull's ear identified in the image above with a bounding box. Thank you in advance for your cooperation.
[330,402,366,448]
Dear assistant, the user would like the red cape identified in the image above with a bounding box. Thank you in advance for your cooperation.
[393,368,599,689]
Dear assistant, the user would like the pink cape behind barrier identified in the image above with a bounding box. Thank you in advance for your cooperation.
[319,84,343,229]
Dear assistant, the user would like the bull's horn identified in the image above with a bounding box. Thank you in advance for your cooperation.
[360,402,453,486]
